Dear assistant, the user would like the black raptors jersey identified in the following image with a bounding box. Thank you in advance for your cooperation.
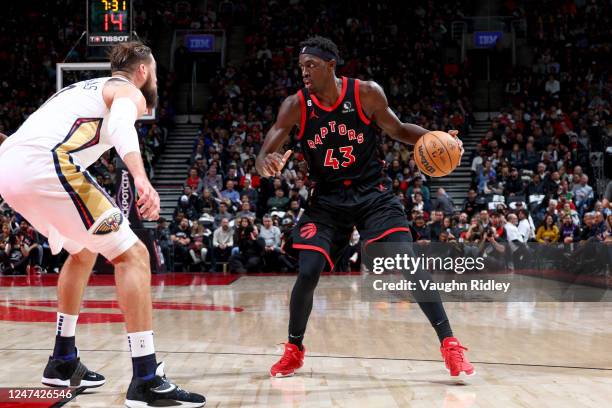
[296,77,383,185]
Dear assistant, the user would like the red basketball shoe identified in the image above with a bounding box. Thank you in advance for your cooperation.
[440,337,475,377]
[270,343,305,377]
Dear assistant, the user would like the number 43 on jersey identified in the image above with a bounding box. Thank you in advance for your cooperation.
[324,146,356,169]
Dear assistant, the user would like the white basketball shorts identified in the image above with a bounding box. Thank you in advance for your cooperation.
[0,146,138,260]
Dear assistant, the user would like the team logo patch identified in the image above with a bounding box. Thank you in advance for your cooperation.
[342,101,354,114]
[93,212,123,235]
[309,110,319,119]
[300,223,317,239]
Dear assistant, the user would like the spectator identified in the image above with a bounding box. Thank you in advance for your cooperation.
[504,168,524,197]
[478,210,491,230]
[202,166,223,192]
[527,174,545,197]
[267,188,289,212]
[544,75,560,97]
[477,160,496,193]
[286,199,304,223]
[410,215,431,243]
[235,201,256,222]
[189,221,210,271]
[19,220,45,273]
[182,185,200,208]
[559,214,579,244]
[465,218,484,244]
[185,168,202,192]
[241,178,259,208]
[578,213,597,241]
[220,180,241,209]
[536,215,559,244]
[571,175,594,216]
[199,189,218,215]
[229,217,263,272]
[408,177,430,203]
[479,226,507,269]
[407,191,427,214]
[170,217,192,270]
[173,195,198,221]
[294,178,309,202]
[452,212,469,240]
[591,211,606,241]
[428,211,444,241]
[523,143,539,171]
[601,181,612,215]
[154,217,173,271]
[604,214,612,242]
[517,209,536,242]
[259,214,281,270]
[504,213,523,243]
[433,188,454,216]
[214,202,234,228]
[509,144,524,169]
[2,233,28,275]
[212,218,233,271]
[462,189,481,218]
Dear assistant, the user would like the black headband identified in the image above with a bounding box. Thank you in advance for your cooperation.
[299,46,337,61]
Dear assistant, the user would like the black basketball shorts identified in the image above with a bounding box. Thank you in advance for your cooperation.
[291,180,411,271]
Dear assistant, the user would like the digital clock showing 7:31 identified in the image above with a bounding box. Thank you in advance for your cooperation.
[87,0,133,46]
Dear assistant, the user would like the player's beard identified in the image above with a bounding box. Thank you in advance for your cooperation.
[141,74,158,109]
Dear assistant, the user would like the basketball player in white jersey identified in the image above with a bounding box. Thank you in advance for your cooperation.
[0,42,205,407]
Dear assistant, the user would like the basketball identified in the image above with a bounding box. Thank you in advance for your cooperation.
[413,131,462,177]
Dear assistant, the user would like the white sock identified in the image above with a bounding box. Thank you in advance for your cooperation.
[56,312,78,337]
[127,330,156,358]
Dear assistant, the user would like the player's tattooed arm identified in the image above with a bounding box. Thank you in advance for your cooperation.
[359,81,461,146]
[256,93,300,177]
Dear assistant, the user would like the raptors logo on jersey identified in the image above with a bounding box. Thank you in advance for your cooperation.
[299,223,317,239]
[296,77,383,184]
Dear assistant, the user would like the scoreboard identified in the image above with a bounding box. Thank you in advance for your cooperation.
[87,0,133,46]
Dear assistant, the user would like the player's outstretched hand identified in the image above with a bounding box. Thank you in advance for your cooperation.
[448,130,464,156]
[134,176,160,221]
[260,150,293,177]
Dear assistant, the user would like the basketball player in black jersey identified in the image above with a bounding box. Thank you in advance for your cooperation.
[256,36,474,378]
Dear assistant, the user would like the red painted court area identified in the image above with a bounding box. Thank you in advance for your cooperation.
[0,299,244,323]
[0,273,240,287]
[0,273,246,324]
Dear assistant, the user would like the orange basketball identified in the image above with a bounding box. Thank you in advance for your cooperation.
[413,131,461,177]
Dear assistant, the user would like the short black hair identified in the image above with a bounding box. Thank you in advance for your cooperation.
[299,36,339,60]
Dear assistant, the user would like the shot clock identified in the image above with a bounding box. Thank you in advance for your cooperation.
[87,0,133,46]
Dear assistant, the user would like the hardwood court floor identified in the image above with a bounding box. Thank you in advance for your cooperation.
[0,273,610,407]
